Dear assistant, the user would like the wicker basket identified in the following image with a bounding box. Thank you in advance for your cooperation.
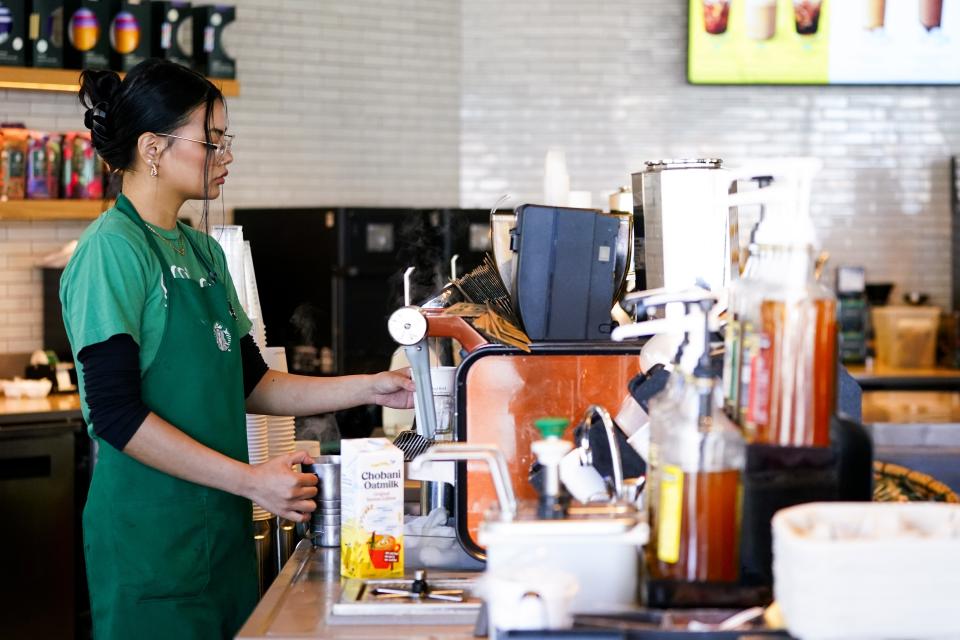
[873,461,960,503]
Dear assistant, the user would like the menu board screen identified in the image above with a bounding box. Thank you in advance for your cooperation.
[689,0,960,84]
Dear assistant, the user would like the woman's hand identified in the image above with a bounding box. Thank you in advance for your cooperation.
[244,450,318,522]
[369,368,416,409]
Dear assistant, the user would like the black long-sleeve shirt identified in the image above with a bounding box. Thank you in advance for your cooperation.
[78,333,269,450]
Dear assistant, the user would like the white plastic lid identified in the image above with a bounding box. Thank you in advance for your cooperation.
[749,158,822,248]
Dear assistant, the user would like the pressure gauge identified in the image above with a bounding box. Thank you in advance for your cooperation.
[388,306,428,346]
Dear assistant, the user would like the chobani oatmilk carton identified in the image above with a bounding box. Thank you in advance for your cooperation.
[340,438,404,578]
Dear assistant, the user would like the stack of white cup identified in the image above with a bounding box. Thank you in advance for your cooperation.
[263,346,296,458]
[246,413,273,521]
[267,416,296,457]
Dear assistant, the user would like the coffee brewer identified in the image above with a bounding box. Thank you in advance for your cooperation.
[634,159,735,294]
[633,158,823,296]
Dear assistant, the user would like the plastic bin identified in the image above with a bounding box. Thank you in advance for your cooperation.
[871,306,940,368]
[773,502,960,640]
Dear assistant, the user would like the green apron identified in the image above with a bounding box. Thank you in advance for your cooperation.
[83,204,258,639]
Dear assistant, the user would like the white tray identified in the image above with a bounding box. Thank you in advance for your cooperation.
[773,502,960,640]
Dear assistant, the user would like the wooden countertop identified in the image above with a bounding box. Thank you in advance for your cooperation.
[238,542,479,639]
[848,364,960,392]
[0,393,83,426]
[849,364,960,379]
[863,391,960,424]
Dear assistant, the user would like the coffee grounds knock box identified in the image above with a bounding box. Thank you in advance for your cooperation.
[109,0,150,72]
[192,4,234,79]
[63,0,111,69]
[0,0,29,66]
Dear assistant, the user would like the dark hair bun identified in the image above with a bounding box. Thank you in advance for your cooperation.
[79,69,121,109]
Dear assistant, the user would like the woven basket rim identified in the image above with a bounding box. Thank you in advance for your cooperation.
[874,460,960,503]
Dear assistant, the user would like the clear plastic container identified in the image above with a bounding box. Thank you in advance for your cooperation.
[872,306,941,369]
[773,502,960,640]
[742,244,836,448]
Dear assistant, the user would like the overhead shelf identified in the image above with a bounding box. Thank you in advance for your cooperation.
[0,199,109,221]
[0,66,239,96]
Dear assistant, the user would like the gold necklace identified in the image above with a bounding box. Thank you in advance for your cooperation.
[146,224,186,256]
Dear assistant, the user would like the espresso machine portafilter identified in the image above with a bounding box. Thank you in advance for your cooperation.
[387,267,488,517]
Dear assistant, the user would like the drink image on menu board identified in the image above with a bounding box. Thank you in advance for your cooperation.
[865,0,886,29]
[703,0,731,34]
[794,0,822,34]
[746,0,777,40]
[920,0,943,30]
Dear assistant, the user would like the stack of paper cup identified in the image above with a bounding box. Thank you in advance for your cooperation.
[246,413,273,521]
[263,346,296,458]
[246,414,269,464]
[242,241,266,348]
[211,225,248,311]
[268,416,296,457]
[262,346,287,373]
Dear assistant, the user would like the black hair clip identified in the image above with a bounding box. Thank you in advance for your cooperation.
[84,101,110,140]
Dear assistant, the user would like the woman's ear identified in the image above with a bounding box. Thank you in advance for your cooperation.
[137,132,166,167]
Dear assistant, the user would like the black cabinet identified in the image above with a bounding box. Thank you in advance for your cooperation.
[0,418,90,639]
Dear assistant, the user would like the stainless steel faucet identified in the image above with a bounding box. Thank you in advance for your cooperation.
[579,405,625,502]
[411,444,518,520]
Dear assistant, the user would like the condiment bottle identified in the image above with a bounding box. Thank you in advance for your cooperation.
[647,300,746,583]
[531,417,573,519]
[735,160,836,447]
[751,242,836,447]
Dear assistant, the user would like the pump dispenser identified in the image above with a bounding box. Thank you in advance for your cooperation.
[643,296,746,585]
[723,176,772,420]
[721,159,836,447]
[531,417,573,519]
[612,287,723,472]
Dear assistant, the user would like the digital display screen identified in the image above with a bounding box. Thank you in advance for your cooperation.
[688,0,960,85]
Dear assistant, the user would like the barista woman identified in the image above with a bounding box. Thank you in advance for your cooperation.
[60,59,415,639]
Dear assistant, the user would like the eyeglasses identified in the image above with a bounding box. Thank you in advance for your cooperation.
[156,133,234,161]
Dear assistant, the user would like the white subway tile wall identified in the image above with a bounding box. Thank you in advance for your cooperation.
[460,0,958,311]
[1,0,957,355]
[0,0,461,354]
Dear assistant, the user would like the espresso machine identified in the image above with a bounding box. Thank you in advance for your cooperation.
[387,201,644,534]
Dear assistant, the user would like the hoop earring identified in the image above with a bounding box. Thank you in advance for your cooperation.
[150,162,158,178]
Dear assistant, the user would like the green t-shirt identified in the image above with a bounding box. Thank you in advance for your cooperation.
[60,194,252,427]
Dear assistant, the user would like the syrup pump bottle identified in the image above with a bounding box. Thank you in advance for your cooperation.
[647,299,745,584]
[733,160,836,448]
